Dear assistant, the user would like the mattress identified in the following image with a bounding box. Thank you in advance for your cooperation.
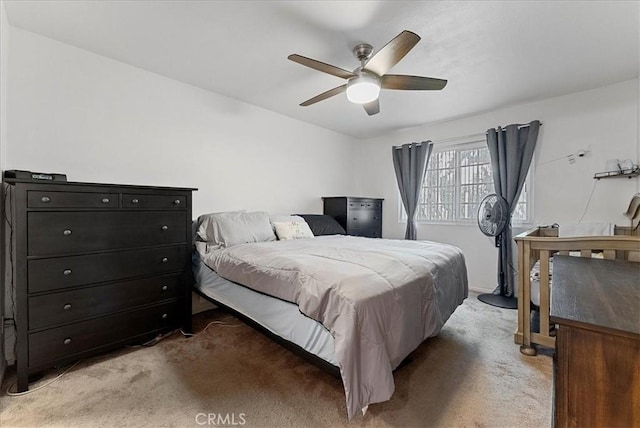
[192,252,337,365]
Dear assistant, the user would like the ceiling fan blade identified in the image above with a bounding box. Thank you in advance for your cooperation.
[300,84,347,106]
[363,99,380,116]
[381,75,448,90]
[363,30,420,76]
[288,54,356,80]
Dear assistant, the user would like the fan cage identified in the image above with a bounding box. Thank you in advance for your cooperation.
[477,194,509,237]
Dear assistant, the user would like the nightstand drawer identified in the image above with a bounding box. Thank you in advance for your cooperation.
[28,245,186,293]
[28,191,118,208]
[347,199,383,211]
[122,194,186,209]
[28,301,181,367]
[346,209,382,229]
[29,273,183,330]
[28,211,186,256]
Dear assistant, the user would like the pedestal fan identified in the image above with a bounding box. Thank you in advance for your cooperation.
[476,194,517,309]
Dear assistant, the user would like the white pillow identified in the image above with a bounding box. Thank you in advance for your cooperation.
[198,211,276,248]
[196,210,244,243]
[269,214,306,234]
[273,220,314,240]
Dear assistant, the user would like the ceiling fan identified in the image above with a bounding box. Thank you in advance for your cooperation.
[288,30,447,116]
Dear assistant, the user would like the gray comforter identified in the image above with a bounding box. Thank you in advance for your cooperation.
[200,235,468,419]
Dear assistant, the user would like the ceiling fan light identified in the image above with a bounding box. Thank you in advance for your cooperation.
[346,74,380,104]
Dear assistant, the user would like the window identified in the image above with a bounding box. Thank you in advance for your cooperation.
[401,140,532,224]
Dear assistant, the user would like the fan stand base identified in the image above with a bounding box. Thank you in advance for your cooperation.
[477,293,518,309]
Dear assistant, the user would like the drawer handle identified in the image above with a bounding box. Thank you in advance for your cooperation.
[63,269,72,276]
[161,225,168,231]
[63,303,72,311]
[101,198,110,204]
[373,217,377,220]
[173,199,181,205]
[161,257,168,263]
[63,229,72,236]
[41,196,51,203]
[161,285,168,291]
[63,338,72,345]
[353,218,357,221]
[132,198,139,204]
[161,313,168,319]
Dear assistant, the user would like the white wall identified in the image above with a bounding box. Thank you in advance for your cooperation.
[357,79,640,292]
[0,0,6,172]
[6,27,359,217]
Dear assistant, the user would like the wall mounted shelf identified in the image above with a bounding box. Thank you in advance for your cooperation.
[594,169,640,180]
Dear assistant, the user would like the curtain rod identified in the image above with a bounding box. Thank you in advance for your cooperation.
[486,122,543,133]
[392,141,430,149]
[393,121,542,147]
[432,133,485,145]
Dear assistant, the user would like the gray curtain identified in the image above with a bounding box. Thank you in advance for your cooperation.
[487,120,540,297]
[392,141,433,240]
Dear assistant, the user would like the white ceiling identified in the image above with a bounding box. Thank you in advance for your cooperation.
[4,1,639,139]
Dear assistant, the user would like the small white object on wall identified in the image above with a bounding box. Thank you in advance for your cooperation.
[619,159,635,174]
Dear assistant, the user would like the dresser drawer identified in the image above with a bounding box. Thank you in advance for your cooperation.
[29,273,183,330]
[346,209,382,229]
[28,211,187,256]
[347,199,383,211]
[122,194,186,209]
[28,301,181,367]
[28,191,118,209]
[28,245,186,293]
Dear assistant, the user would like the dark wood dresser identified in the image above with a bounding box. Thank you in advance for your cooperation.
[550,255,640,427]
[322,197,383,238]
[5,179,196,392]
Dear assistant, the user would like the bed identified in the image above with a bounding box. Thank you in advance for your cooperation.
[192,211,468,419]
[514,226,640,356]
[192,251,339,374]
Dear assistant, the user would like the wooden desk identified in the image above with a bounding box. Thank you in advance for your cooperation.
[551,256,640,427]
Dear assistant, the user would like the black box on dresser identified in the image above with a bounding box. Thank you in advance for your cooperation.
[322,196,383,238]
[3,179,196,392]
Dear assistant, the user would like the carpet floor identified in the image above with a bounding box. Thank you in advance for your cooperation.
[0,294,552,427]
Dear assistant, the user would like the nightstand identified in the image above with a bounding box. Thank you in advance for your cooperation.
[322,196,383,238]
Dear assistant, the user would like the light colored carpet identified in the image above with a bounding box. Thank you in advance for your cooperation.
[0,295,552,427]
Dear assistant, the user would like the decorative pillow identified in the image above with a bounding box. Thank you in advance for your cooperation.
[296,214,346,236]
[197,211,276,248]
[273,220,315,240]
